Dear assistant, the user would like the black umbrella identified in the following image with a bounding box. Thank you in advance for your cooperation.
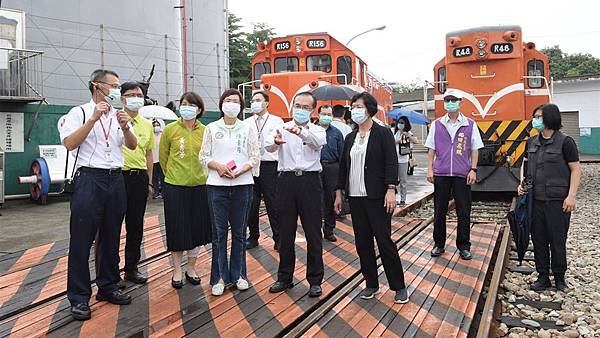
[507,191,533,263]
[311,85,357,101]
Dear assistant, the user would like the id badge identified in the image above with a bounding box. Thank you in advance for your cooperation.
[258,133,265,155]
[104,143,113,162]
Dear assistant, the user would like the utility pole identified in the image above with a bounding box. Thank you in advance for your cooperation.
[99,24,105,68]
[216,42,222,94]
[164,34,169,103]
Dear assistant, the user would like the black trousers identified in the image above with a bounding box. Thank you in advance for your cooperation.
[320,162,339,236]
[531,199,570,276]
[247,161,280,244]
[123,171,149,271]
[433,176,471,251]
[152,162,164,197]
[276,172,324,286]
[67,169,126,305]
[349,197,406,291]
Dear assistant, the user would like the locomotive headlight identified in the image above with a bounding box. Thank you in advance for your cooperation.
[476,39,487,49]
[477,49,487,58]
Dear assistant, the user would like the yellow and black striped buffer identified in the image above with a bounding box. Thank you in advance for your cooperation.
[477,120,537,166]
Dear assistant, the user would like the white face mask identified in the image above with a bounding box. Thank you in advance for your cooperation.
[154,126,161,133]
[125,97,144,111]
[250,101,264,114]
[222,102,240,118]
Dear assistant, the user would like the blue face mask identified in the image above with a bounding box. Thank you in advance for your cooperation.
[444,100,460,113]
[293,108,311,124]
[319,115,333,126]
[398,123,405,130]
[179,105,198,120]
[532,117,545,131]
[351,108,368,125]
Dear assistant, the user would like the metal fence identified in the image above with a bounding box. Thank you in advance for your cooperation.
[0,47,44,100]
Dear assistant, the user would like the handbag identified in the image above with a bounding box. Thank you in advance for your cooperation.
[61,107,85,194]
[399,133,411,155]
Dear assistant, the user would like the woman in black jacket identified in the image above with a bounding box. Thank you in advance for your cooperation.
[334,92,408,304]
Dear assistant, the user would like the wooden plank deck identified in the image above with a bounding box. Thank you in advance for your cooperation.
[302,221,499,338]
[0,208,500,337]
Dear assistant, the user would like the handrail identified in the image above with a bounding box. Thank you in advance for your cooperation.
[0,46,44,54]
[470,73,496,79]
[318,74,347,85]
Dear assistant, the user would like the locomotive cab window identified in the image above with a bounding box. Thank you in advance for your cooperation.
[527,60,545,88]
[275,56,299,73]
[306,55,332,73]
[253,62,271,88]
[336,56,352,84]
[438,66,447,93]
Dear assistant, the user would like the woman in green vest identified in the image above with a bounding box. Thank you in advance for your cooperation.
[159,91,212,289]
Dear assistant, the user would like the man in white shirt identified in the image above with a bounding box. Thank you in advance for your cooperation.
[244,91,284,250]
[424,89,484,261]
[264,91,327,298]
[60,69,137,321]
[331,104,352,138]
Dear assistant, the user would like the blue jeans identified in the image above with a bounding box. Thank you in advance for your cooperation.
[207,185,253,285]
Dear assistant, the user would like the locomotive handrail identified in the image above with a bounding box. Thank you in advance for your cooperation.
[470,73,497,79]
[318,74,348,85]
[522,75,553,102]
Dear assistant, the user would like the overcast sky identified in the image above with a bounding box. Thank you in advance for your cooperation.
[229,0,600,84]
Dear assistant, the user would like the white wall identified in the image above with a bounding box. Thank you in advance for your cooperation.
[553,79,600,128]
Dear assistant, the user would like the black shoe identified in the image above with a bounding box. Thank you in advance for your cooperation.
[269,281,294,293]
[308,285,322,297]
[185,272,201,285]
[459,249,472,260]
[430,246,445,257]
[554,275,568,292]
[124,270,147,284]
[171,276,184,289]
[324,233,337,242]
[399,201,406,206]
[359,287,380,300]
[246,238,259,250]
[96,290,132,305]
[71,303,91,321]
[530,276,551,291]
[394,288,409,304]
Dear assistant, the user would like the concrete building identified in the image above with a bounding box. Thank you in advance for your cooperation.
[552,76,600,155]
[1,0,229,109]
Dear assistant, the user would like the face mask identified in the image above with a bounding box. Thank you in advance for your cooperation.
[293,108,311,124]
[154,126,161,133]
[398,123,405,130]
[532,117,545,131]
[125,97,144,111]
[444,100,460,113]
[179,105,198,120]
[250,101,264,113]
[222,102,240,118]
[105,88,122,108]
[351,108,368,125]
[319,115,333,126]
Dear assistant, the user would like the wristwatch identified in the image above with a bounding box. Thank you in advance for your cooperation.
[387,184,396,190]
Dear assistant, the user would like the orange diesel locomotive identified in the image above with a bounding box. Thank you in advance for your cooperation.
[249,33,392,121]
[433,25,551,192]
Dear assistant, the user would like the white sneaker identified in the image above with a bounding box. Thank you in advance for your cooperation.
[212,283,225,296]
[236,278,250,291]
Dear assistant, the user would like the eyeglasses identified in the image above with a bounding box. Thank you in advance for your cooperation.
[97,81,121,90]
[293,104,312,110]
[444,98,460,103]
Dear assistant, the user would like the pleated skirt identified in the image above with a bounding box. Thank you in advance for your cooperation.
[163,183,212,251]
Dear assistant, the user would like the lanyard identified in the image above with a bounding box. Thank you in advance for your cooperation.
[255,114,270,135]
[99,116,113,146]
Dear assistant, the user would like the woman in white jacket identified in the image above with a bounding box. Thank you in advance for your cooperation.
[200,89,260,296]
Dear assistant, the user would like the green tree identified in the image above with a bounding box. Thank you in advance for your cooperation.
[541,45,600,79]
[228,14,276,89]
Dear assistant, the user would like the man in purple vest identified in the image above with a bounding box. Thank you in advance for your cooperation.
[424,89,484,260]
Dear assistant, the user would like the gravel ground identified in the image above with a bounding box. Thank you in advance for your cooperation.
[498,163,600,338]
